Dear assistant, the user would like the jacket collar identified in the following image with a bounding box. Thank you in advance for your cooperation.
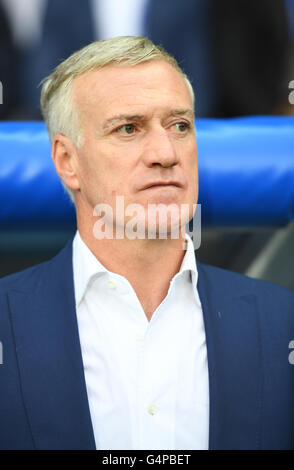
[196,260,262,450]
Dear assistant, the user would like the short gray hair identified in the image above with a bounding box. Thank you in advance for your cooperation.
[40,36,194,203]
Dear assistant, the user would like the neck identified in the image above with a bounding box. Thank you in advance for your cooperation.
[77,212,187,321]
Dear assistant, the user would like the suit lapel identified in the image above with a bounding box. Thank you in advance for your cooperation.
[196,261,263,450]
[7,240,96,449]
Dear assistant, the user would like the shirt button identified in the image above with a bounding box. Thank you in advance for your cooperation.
[107,280,117,290]
[147,404,158,415]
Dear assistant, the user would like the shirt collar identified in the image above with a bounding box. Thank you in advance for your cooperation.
[73,231,108,307]
[72,231,198,307]
[179,233,198,278]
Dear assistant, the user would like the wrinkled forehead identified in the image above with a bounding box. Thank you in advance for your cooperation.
[71,60,193,118]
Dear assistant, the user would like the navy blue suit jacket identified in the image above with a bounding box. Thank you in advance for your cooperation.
[0,239,294,449]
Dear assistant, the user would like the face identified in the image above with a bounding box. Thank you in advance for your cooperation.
[71,59,198,237]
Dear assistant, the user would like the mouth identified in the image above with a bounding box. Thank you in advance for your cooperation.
[141,181,183,190]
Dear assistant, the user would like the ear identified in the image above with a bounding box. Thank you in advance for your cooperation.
[51,134,81,191]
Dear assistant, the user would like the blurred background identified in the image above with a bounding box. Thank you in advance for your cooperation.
[0,0,293,289]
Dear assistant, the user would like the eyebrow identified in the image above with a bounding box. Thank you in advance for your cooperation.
[102,114,145,131]
[168,109,194,120]
[102,109,194,131]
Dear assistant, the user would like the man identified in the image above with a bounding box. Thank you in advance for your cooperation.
[0,36,293,450]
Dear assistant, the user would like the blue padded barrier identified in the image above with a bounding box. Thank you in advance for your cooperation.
[0,117,293,229]
[196,117,294,227]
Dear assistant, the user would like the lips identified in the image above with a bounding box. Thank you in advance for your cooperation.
[141,181,183,190]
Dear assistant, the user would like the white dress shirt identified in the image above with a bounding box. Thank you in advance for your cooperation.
[73,231,209,450]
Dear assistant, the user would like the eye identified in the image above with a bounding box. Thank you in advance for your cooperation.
[117,124,136,135]
[172,122,190,133]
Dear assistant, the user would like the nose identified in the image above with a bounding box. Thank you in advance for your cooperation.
[141,127,179,168]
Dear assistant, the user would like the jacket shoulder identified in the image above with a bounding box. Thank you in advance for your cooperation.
[197,261,294,302]
[0,239,73,295]
[0,259,50,294]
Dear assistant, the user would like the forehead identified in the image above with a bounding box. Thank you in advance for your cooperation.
[72,60,193,120]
